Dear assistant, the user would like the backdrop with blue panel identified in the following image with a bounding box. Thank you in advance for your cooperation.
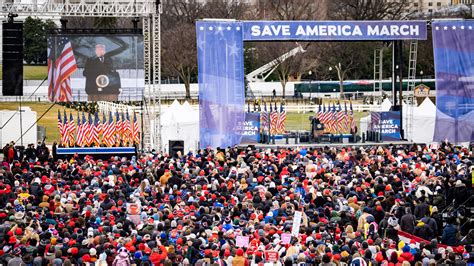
[196,20,427,148]
[432,20,474,143]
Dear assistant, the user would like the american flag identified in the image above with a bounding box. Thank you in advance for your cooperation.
[277,102,286,134]
[336,102,346,133]
[91,113,101,146]
[132,112,140,144]
[103,112,116,147]
[343,101,350,132]
[68,112,76,147]
[349,101,357,132]
[61,111,69,145]
[122,112,131,146]
[75,113,83,147]
[85,113,94,147]
[270,103,279,135]
[47,36,78,102]
[261,102,269,132]
[115,111,123,146]
[57,110,64,144]
[102,113,107,145]
[370,112,381,131]
[319,104,328,131]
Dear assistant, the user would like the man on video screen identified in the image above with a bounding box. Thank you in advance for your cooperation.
[83,44,121,101]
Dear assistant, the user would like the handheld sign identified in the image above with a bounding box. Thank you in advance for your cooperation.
[265,251,279,262]
[281,233,292,245]
[236,235,249,247]
[292,211,302,236]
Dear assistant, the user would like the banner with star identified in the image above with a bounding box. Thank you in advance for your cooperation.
[432,20,474,143]
[196,21,246,148]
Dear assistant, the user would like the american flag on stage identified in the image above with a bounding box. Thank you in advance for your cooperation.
[47,36,78,102]
[61,111,69,146]
[57,110,64,144]
[261,102,269,132]
[75,113,83,147]
[319,104,328,131]
[323,103,334,133]
[370,112,381,131]
[277,102,286,134]
[103,112,116,147]
[91,113,101,146]
[349,101,357,132]
[122,112,131,145]
[336,102,346,133]
[68,112,76,147]
[131,112,140,145]
[85,113,93,147]
[115,111,123,146]
[79,112,88,147]
[343,102,350,132]
[270,103,279,135]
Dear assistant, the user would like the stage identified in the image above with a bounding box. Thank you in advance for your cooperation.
[240,140,414,149]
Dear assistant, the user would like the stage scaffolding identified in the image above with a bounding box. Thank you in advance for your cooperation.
[0,0,162,151]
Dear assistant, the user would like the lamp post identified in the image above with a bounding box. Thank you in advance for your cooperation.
[308,70,312,102]
[420,70,424,85]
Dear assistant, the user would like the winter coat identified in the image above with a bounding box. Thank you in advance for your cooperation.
[400,213,416,234]
[441,224,458,246]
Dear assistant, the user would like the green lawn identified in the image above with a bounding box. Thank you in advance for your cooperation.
[0,65,48,80]
[0,103,76,144]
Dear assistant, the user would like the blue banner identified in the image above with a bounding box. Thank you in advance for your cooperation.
[237,112,261,144]
[242,21,427,41]
[197,21,246,148]
[432,20,474,143]
[372,111,401,141]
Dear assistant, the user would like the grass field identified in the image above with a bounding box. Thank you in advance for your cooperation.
[0,103,76,144]
[0,65,48,80]
[0,102,369,144]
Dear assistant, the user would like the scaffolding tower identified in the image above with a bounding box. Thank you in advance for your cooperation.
[0,0,162,151]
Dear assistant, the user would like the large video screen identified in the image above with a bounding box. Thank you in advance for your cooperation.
[47,34,144,102]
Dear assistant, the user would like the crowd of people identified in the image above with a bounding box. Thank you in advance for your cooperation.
[0,141,472,265]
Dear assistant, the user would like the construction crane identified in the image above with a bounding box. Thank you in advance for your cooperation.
[245,44,306,83]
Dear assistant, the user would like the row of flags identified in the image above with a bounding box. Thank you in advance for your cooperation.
[57,110,140,147]
[317,101,357,134]
[260,102,286,135]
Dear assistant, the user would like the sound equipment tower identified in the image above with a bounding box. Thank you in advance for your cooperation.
[2,20,23,96]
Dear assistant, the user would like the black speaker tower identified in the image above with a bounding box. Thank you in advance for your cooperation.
[2,14,23,96]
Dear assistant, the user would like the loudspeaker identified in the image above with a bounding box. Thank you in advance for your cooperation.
[169,140,184,157]
[2,22,23,96]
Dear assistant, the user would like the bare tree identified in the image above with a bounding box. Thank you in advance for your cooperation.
[202,0,251,19]
[161,23,197,99]
[329,0,409,20]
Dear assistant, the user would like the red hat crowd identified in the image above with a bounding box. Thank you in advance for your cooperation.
[0,142,472,266]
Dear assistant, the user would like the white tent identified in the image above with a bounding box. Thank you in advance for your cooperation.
[410,98,436,143]
[160,100,199,153]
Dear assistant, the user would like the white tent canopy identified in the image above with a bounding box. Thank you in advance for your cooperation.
[160,100,199,153]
